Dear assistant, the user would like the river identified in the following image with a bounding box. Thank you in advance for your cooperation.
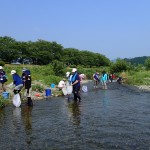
[0,81,150,150]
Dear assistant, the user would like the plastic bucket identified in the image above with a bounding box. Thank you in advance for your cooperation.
[2,92,9,99]
[51,83,55,88]
[45,89,51,97]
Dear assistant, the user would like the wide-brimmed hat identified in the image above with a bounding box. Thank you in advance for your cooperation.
[0,66,3,69]
[72,68,77,73]
[11,70,16,75]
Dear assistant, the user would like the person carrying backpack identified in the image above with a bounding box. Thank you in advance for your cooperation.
[93,71,99,88]
[21,68,33,106]
[0,66,7,92]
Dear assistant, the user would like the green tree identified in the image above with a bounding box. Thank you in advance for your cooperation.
[145,57,150,70]
[110,59,127,73]
[0,36,18,63]
[52,60,66,76]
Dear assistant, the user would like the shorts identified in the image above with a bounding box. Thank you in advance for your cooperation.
[14,84,24,90]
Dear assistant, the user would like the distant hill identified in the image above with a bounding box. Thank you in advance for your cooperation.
[124,56,150,65]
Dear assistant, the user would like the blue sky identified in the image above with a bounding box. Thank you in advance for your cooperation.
[0,0,150,60]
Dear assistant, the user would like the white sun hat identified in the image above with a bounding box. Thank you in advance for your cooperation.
[0,66,3,69]
[72,68,77,73]
[11,70,16,75]
[66,72,70,77]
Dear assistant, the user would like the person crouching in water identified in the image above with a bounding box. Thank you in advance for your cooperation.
[58,79,66,90]
[11,70,24,96]
[71,68,81,102]
[22,68,33,106]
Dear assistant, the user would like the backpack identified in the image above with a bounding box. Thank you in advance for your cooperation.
[94,73,99,81]
[25,70,31,75]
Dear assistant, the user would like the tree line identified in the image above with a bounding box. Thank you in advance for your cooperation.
[124,56,150,65]
[0,36,110,67]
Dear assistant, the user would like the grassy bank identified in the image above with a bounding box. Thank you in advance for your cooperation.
[121,70,150,86]
[4,64,150,86]
[4,64,109,85]
[0,64,108,106]
[0,96,10,108]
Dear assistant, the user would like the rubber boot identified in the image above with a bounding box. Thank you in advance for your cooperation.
[13,90,18,95]
[27,97,33,107]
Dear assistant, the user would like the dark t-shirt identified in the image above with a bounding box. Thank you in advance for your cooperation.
[0,71,7,83]
[25,75,31,89]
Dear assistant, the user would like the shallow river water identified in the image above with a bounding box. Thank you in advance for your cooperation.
[0,82,150,150]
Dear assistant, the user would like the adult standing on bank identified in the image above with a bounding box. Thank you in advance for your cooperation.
[22,68,33,106]
[0,66,7,92]
[71,68,81,102]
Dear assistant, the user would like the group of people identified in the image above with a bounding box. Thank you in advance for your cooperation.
[58,68,84,102]
[58,68,117,102]
[93,71,118,89]
[0,65,122,105]
[0,66,33,106]
[93,71,108,89]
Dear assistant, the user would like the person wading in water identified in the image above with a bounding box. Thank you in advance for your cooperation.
[71,68,81,102]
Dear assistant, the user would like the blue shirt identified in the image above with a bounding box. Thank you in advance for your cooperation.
[101,74,108,82]
[13,73,23,86]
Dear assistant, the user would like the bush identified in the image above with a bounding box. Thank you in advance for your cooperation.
[145,58,150,70]
[125,70,150,85]
[32,84,45,92]
[43,75,62,85]
[0,100,5,108]
[0,61,5,66]
[0,97,6,108]
[110,59,127,73]
[52,60,66,76]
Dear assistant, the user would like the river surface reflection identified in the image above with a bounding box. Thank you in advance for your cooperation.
[0,82,150,149]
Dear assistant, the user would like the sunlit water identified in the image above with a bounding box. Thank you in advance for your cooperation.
[0,82,150,150]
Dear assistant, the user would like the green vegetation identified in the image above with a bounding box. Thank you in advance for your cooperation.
[4,64,110,85]
[124,70,150,85]
[110,59,128,73]
[124,56,150,65]
[0,36,110,67]
[32,84,45,93]
[1,35,150,101]
[0,96,10,108]
[145,58,150,70]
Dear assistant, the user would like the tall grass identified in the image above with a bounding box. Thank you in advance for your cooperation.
[4,64,110,84]
[125,70,150,85]
[4,64,62,85]
[4,64,150,86]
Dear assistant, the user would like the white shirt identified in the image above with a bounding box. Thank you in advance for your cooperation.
[58,80,65,88]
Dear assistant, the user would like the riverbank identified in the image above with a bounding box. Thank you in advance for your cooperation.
[121,83,150,93]
[3,79,92,101]
[2,79,150,105]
